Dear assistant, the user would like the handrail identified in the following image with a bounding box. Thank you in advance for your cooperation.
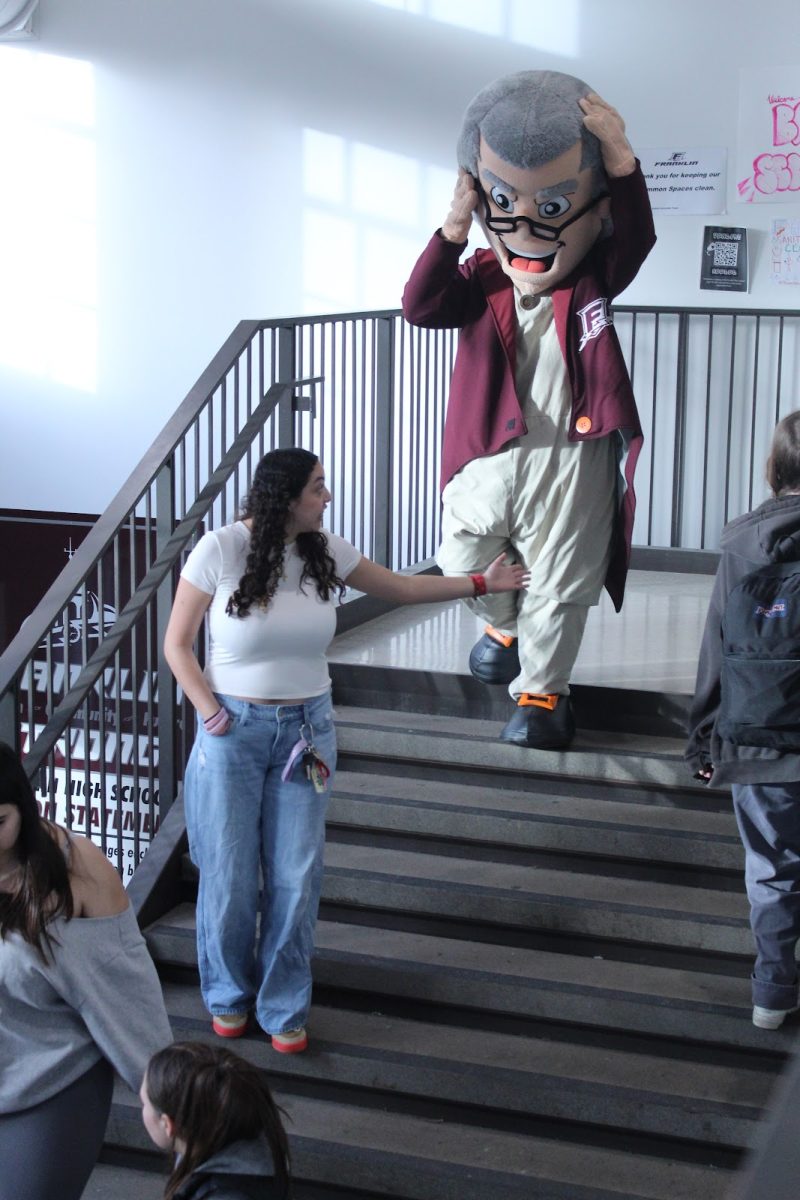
[19,383,295,775]
[0,320,264,693]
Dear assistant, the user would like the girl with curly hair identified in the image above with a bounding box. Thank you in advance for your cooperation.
[140,1040,291,1199]
[164,448,528,1053]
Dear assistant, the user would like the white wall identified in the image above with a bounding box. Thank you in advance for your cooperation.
[1,0,798,513]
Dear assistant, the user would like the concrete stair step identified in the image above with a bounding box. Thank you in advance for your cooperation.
[335,705,696,789]
[104,1082,733,1200]
[318,840,751,955]
[145,909,787,1051]
[328,662,693,739]
[83,1160,163,1200]
[158,980,775,1147]
[329,769,742,870]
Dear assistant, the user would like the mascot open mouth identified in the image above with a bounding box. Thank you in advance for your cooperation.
[506,245,559,274]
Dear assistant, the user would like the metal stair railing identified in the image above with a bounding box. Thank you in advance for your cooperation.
[1,301,799,881]
[0,309,455,880]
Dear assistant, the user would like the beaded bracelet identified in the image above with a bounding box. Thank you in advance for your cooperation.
[470,573,487,597]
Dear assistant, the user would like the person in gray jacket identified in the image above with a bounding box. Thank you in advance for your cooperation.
[140,1040,291,1199]
[0,741,173,1200]
[686,411,800,1031]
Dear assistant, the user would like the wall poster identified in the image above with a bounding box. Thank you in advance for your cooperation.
[770,218,800,285]
[638,147,727,213]
[737,67,800,203]
[700,226,748,292]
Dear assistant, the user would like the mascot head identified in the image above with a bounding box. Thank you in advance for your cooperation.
[457,70,610,296]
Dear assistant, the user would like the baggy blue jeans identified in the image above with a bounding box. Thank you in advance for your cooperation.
[733,780,800,1011]
[183,690,336,1035]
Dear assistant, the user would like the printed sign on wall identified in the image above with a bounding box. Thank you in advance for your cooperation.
[737,67,800,203]
[638,148,727,213]
[700,227,749,292]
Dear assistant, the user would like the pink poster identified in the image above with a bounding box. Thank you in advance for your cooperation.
[737,67,800,203]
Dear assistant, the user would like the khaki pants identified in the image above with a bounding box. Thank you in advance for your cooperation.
[438,430,615,698]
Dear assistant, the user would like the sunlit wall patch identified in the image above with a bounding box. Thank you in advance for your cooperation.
[362,0,579,56]
[0,45,97,392]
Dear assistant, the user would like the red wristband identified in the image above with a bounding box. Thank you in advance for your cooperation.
[470,573,487,597]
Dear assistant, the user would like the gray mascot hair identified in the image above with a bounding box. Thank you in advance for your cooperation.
[457,69,604,189]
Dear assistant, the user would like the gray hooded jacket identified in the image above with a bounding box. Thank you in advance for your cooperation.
[686,493,800,786]
[174,1136,283,1200]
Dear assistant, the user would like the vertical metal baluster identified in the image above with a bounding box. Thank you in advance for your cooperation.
[398,321,409,570]
[207,398,214,524]
[747,316,761,512]
[61,596,72,834]
[647,314,660,546]
[410,328,422,571]
[373,317,394,567]
[426,327,435,560]
[700,315,715,548]
[724,315,738,525]
[44,638,56,825]
[26,657,36,765]
[220,376,228,526]
[670,313,689,548]
[112,535,124,874]
[401,327,412,567]
[774,315,785,426]
[359,321,369,549]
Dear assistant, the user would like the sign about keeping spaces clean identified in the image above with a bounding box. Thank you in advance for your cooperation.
[639,147,727,214]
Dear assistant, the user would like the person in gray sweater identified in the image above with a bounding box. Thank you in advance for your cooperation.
[686,411,800,1031]
[0,741,173,1200]
[140,1041,291,1199]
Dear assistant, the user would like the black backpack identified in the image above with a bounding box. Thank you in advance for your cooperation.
[718,559,800,750]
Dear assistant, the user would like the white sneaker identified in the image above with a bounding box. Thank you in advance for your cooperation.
[752,1004,799,1030]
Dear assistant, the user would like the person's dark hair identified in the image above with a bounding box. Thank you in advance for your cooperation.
[146,1041,292,1200]
[767,410,800,497]
[0,741,73,960]
[226,448,345,617]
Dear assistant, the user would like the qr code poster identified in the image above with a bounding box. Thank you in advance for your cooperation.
[737,67,800,204]
[700,226,749,292]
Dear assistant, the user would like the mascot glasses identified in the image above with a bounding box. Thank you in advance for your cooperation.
[480,188,609,243]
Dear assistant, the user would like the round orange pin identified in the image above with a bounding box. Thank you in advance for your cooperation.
[576,416,592,434]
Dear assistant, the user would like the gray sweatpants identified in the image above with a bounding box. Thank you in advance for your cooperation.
[0,1057,113,1200]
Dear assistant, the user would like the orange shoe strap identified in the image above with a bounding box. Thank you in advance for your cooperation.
[518,692,559,711]
[485,625,516,649]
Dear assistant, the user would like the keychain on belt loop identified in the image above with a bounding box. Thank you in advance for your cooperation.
[281,721,331,794]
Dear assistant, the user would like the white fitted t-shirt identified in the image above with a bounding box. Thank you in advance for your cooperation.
[181,522,362,700]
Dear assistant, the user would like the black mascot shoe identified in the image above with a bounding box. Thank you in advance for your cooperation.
[469,626,520,685]
[500,695,575,750]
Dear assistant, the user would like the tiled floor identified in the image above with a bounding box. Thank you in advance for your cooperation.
[330,570,715,695]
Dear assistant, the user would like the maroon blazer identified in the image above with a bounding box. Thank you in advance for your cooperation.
[401,164,656,610]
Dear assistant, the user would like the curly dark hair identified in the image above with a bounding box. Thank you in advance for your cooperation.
[226,448,345,617]
[146,1041,292,1200]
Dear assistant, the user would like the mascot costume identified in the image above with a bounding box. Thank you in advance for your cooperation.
[402,71,656,749]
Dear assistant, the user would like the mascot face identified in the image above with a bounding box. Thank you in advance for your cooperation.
[476,136,609,296]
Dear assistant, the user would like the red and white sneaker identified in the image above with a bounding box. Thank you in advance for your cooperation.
[211,1013,248,1038]
[271,1027,308,1054]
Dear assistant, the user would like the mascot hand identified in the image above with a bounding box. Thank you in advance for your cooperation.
[441,169,478,243]
[579,93,636,178]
